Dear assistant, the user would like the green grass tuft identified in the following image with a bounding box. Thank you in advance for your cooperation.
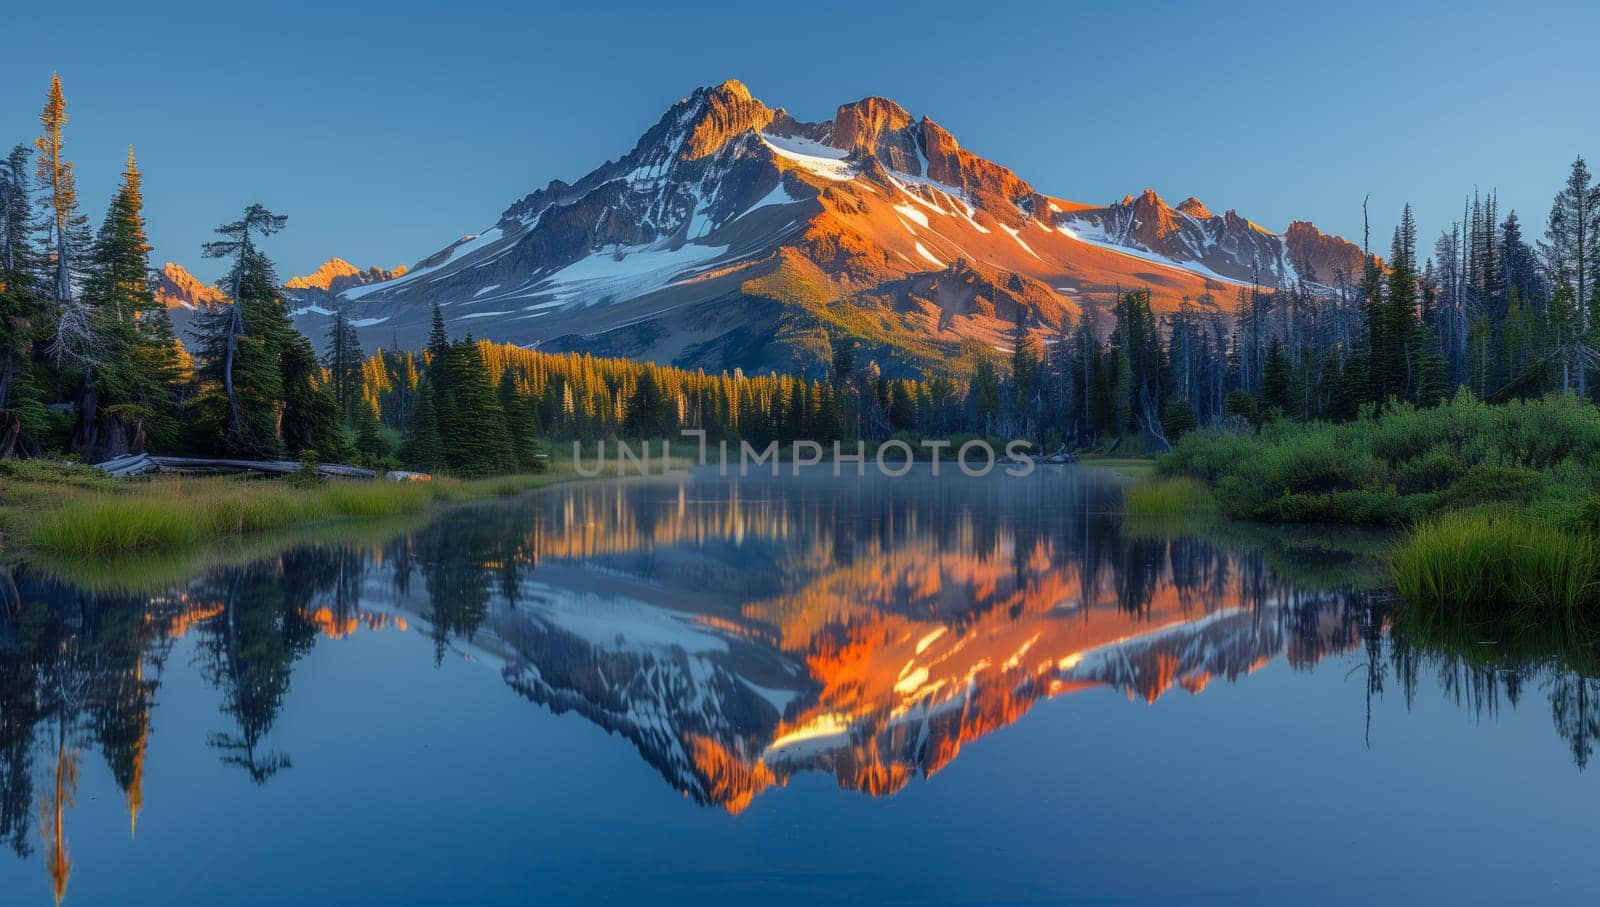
[29,496,203,556]
[1124,477,1214,517]
[320,482,434,517]
[1392,508,1600,614]
[32,478,437,557]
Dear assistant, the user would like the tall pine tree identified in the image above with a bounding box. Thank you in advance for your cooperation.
[0,145,44,452]
[1542,158,1600,395]
[80,148,183,456]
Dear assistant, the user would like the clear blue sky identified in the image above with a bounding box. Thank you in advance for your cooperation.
[3,0,1595,283]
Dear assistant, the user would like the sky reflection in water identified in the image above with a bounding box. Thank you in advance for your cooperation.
[1,467,1596,905]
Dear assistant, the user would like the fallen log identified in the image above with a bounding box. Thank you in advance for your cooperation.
[92,454,377,480]
[97,453,157,478]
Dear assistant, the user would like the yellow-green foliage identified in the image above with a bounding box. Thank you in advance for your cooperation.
[28,478,433,557]
[319,482,433,517]
[18,465,584,559]
[30,496,204,555]
[28,512,431,596]
[1124,477,1214,517]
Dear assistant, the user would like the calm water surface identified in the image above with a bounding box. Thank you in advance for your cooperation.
[1,466,1596,905]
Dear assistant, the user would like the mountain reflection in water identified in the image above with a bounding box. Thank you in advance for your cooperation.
[2,467,1598,903]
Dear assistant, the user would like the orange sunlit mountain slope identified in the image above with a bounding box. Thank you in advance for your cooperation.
[159,80,1369,377]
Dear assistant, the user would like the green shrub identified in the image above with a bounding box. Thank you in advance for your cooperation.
[1448,464,1542,506]
[1162,392,1600,529]
[1214,474,1275,519]
[1394,445,1465,494]
[1260,434,1380,495]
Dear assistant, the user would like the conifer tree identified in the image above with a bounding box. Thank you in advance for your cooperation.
[1009,325,1041,425]
[0,145,46,449]
[35,75,100,378]
[1502,211,1547,309]
[325,310,365,417]
[80,148,182,455]
[402,379,443,471]
[1260,339,1292,415]
[1161,397,1196,441]
[192,205,339,459]
[34,74,89,306]
[279,328,347,461]
[1371,205,1421,403]
[623,367,669,439]
[426,302,449,382]
[497,366,536,468]
[353,403,389,465]
[193,204,287,449]
[969,359,1000,431]
[438,339,511,476]
[1542,158,1600,395]
[1330,352,1368,421]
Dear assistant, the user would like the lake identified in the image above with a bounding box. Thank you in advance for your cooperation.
[1,465,1596,905]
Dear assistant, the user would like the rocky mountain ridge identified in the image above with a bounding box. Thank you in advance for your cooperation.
[168,80,1368,376]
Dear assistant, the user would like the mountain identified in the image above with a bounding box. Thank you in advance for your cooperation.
[283,257,408,307]
[152,262,226,310]
[1057,189,1370,289]
[283,79,1365,376]
[158,258,406,342]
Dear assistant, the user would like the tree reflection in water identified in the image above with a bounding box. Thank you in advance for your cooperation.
[0,470,1596,891]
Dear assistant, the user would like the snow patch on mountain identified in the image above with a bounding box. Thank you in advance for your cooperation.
[1057,219,1239,284]
[758,132,855,181]
[531,242,729,308]
[893,202,930,228]
[341,228,505,301]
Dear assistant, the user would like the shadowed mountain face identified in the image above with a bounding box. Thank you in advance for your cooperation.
[254,80,1363,376]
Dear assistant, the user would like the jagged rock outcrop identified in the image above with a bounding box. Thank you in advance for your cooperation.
[1056,187,1368,288]
[833,96,920,172]
[284,257,407,296]
[151,262,226,309]
[1283,220,1373,286]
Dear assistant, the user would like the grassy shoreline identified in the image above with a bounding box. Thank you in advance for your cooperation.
[1139,393,1600,638]
[0,459,598,561]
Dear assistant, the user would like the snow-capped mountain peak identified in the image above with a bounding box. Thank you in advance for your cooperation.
[274,80,1365,376]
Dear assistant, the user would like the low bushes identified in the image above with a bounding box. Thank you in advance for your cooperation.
[1157,392,1600,628]
[1161,392,1600,528]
